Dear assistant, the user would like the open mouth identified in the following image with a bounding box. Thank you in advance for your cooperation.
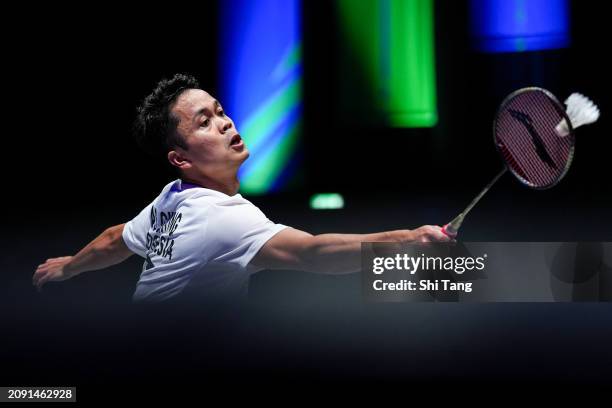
[229,133,244,151]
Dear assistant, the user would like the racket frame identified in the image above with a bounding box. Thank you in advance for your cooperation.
[493,86,576,190]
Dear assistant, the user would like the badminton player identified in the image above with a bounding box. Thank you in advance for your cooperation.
[32,74,451,302]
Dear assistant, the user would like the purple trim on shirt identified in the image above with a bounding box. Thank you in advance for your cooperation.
[170,180,202,192]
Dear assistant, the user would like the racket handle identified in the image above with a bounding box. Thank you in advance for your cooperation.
[442,214,464,238]
[441,223,457,238]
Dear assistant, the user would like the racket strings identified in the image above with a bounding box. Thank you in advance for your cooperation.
[495,90,574,188]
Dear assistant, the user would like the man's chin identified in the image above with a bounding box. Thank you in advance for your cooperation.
[239,148,250,162]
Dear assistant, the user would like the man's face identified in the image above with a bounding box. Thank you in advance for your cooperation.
[169,89,248,178]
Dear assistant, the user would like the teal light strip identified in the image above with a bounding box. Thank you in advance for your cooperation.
[310,193,345,210]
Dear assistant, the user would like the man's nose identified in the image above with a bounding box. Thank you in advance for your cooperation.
[219,117,233,132]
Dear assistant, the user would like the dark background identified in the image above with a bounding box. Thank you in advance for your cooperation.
[8,1,611,207]
[3,0,612,401]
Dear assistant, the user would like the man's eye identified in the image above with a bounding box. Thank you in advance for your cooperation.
[218,110,225,116]
[202,119,210,127]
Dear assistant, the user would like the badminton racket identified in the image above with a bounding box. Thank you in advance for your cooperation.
[442,87,600,237]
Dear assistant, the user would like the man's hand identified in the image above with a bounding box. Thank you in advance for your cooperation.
[403,225,453,243]
[33,256,74,291]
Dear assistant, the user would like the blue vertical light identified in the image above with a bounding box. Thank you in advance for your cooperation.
[219,0,302,195]
[470,0,570,53]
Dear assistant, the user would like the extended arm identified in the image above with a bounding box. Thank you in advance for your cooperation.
[33,223,134,291]
[251,225,450,275]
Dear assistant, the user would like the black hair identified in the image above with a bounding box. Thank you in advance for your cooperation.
[133,73,200,161]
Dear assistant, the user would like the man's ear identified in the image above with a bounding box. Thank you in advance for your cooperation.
[168,149,192,171]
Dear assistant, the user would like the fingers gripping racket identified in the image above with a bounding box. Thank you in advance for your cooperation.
[442,87,600,237]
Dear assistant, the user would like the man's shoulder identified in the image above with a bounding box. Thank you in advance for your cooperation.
[173,190,246,217]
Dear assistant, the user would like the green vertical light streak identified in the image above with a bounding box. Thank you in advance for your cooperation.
[388,0,437,127]
[337,0,382,96]
[337,0,438,128]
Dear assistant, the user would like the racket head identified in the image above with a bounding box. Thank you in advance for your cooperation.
[493,87,575,189]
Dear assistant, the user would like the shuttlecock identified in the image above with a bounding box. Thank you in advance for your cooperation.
[556,93,600,137]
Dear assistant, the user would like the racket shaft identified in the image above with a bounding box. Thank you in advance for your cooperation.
[462,168,506,216]
[443,168,507,236]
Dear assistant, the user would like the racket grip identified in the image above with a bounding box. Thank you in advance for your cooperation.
[442,214,464,238]
[441,223,457,238]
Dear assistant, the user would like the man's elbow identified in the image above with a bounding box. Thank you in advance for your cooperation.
[295,242,317,273]
[103,225,121,245]
[299,235,361,275]
[102,224,132,258]
[296,235,334,274]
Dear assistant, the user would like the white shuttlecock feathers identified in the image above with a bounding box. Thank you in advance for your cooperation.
[556,92,600,137]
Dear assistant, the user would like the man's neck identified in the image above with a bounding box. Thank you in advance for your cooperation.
[181,174,240,196]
